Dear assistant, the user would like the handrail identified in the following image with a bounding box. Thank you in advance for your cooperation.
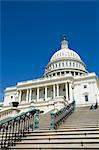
[50,100,75,129]
[0,108,38,149]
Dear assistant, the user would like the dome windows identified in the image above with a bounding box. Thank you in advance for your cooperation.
[53,73,55,76]
[61,71,64,75]
[57,72,60,76]
[76,63,78,67]
[71,71,74,76]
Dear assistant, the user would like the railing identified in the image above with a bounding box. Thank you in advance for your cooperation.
[0,108,38,149]
[50,100,75,129]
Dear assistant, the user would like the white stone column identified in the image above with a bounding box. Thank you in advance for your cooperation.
[26,89,29,103]
[65,83,68,100]
[45,86,47,100]
[57,84,59,97]
[69,82,73,102]
[19,90,22,104]
[29,89,32,102]
[37,87,39,101]
[53,84,56,98]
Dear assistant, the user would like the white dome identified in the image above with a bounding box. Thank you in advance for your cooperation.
[43,37,87,78]
[50,37,81,62]
[50,48,81,62]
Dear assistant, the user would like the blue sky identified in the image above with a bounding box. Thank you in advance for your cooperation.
[1,1,99,101]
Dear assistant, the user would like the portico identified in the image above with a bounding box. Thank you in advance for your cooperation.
[18,81,73,103]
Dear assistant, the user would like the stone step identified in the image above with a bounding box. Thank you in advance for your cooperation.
[1,129,99,138]
[0,130,99,140]
[61,121,99,123]
[19,134,99,140]
[14,139,99,145]
[10,143,99,149]
[34,127,99,133]
[60,124,99,126]
[59,125,99,128]
[1,127,98,137]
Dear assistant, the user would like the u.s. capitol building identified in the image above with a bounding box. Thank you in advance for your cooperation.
[3,37,99,113]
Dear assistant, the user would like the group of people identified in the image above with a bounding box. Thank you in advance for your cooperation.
[90,102,98,110]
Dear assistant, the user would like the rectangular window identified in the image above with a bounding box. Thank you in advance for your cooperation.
[85,95,88,102]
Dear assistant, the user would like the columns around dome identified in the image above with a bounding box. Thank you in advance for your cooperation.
[43,59,88,78]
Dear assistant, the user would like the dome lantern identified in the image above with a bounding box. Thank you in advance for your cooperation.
[61,35,68,49]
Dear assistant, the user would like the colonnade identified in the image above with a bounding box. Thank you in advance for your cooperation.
[18,82,73,103]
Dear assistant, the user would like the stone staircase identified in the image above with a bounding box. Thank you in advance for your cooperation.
[59,107,99,129]
[39,111,51,130]
[8,107,99,149]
